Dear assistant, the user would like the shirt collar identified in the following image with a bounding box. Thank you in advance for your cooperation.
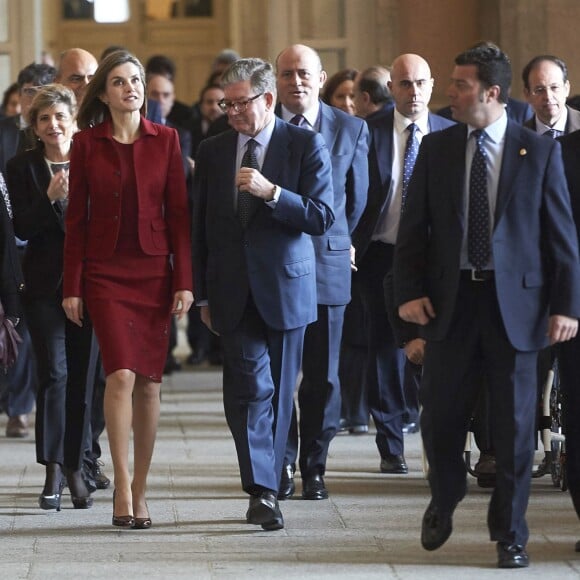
[468,110,508,143]
[280,102,320,129]
[534,108,568,134]
[238,115,276,150]
[393,109,430,135]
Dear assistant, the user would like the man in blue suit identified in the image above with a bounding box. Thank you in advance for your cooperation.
[352,54,454,475]
[274,44,369,501]
[192,58,334,531]
[394,42,580,568]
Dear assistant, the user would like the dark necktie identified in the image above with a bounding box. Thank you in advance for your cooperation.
[401,123,419,212]
[238,139,260,227]
[543,128,561,139]
[289,114,303,126]
[468,129,490,270]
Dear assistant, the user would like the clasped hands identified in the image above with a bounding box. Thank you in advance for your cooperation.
[47,169,69,203]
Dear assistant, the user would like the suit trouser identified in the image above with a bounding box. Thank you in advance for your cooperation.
[221,298,305,494]
[421,277,537,546]
[558,336,580,517]
[357,242,406,457]
[339,274,370,428]
[285,303,346,477]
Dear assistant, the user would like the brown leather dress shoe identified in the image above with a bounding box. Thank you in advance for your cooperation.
[6,414,29,438]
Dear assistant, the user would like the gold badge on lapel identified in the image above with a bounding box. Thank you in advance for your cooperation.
[519,148,527,156]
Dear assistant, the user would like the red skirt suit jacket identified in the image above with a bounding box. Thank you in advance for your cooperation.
[63,117,192,298]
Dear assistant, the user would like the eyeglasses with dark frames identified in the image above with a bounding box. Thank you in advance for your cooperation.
[218,93,264,113]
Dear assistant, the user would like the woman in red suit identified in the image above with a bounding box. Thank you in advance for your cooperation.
[62,50,194,529]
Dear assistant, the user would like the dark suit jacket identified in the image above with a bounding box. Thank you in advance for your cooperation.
[192,117,335,334]
[523,105,580,134]
[6,148,65,298]
[275,102,369,305]
[64,117,192,298]
[394,121,580,352]
[559,130,580,244]
[352,109,454,261]
[0,116,20,174]
[0,174,23,318]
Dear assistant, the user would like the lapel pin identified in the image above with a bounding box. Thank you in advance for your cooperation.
[519,148,527,156]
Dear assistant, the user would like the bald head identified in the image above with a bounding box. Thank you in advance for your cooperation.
[276,44,326,114]
[389,53,433,120]
[57,48,98,104]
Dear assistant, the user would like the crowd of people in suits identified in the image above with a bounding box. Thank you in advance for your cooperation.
[2,37,580,569]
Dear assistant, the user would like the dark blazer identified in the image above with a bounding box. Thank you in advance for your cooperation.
[0,116,20,174]
[0,174,23,318]
[192,116,335,334]
[523,105,580,134]
[394,120,580,352]
[6,148,64,297]
[559,130,580,241]
[352,109,454,261]
[64,117,192,298]
[275,102,369,305]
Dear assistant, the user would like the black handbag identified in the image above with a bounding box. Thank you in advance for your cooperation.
[0,300,21,369]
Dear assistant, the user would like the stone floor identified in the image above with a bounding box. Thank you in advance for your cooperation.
[1,366,579,579]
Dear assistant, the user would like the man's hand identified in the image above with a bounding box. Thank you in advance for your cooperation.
[236,168,276,200]
[548,314,578,344]
[200,304,220,335]
[398,297,436,326]
[404,338,426,365]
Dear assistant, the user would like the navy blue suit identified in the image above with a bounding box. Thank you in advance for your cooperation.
[351,110,454,461]
[394,120,580,546]
[192,117,335,493]
[279,102,369,478]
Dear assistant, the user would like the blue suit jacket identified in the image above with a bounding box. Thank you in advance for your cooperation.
[352,110,454,261]
[192,117,335,334]
[394,121,580,352]
[275,102,369,305]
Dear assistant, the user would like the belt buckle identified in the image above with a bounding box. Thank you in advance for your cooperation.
[471,269,485,282]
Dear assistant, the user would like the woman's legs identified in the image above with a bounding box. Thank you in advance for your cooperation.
[104,369,135,516]
[131,376,161,518]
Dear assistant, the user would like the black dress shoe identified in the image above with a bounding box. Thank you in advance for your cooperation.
[496,542,529,568]
[92,460,111,490]
[302,474,329,500]
[278,464,295,500]
[575,540,580,552]
[402,422,419,434]
[421,501,453,551]
[246,491,284,530]
[349,424,369,434]
[380,454,408,474]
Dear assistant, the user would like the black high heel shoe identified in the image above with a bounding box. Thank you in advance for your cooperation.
[38,462,66,511]
[112,490,134,528]
[66,468,94,509]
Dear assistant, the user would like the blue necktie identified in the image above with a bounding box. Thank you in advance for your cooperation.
[401,123,419,212]
[238,139,260,227]
[468,129,490,270]
[543,128,561,139]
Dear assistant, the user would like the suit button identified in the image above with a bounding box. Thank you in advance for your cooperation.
[18,283,25,291]
[114,170,121,176]
[113,192,119,198]
[243,241,249,247]
[113,216,119,221]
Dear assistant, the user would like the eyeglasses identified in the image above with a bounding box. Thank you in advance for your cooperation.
[529,84,565,97]
[21,86,44,98]
[218,93,264,113]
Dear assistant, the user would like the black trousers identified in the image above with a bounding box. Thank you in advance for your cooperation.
[421,277,537,546]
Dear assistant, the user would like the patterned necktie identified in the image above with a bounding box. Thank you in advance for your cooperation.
[0,173,12,219]
[543,128,561,139]
[468,129,490,270]
[238,139,260,227]
[401,123,419,212]
[290,114,303,126]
